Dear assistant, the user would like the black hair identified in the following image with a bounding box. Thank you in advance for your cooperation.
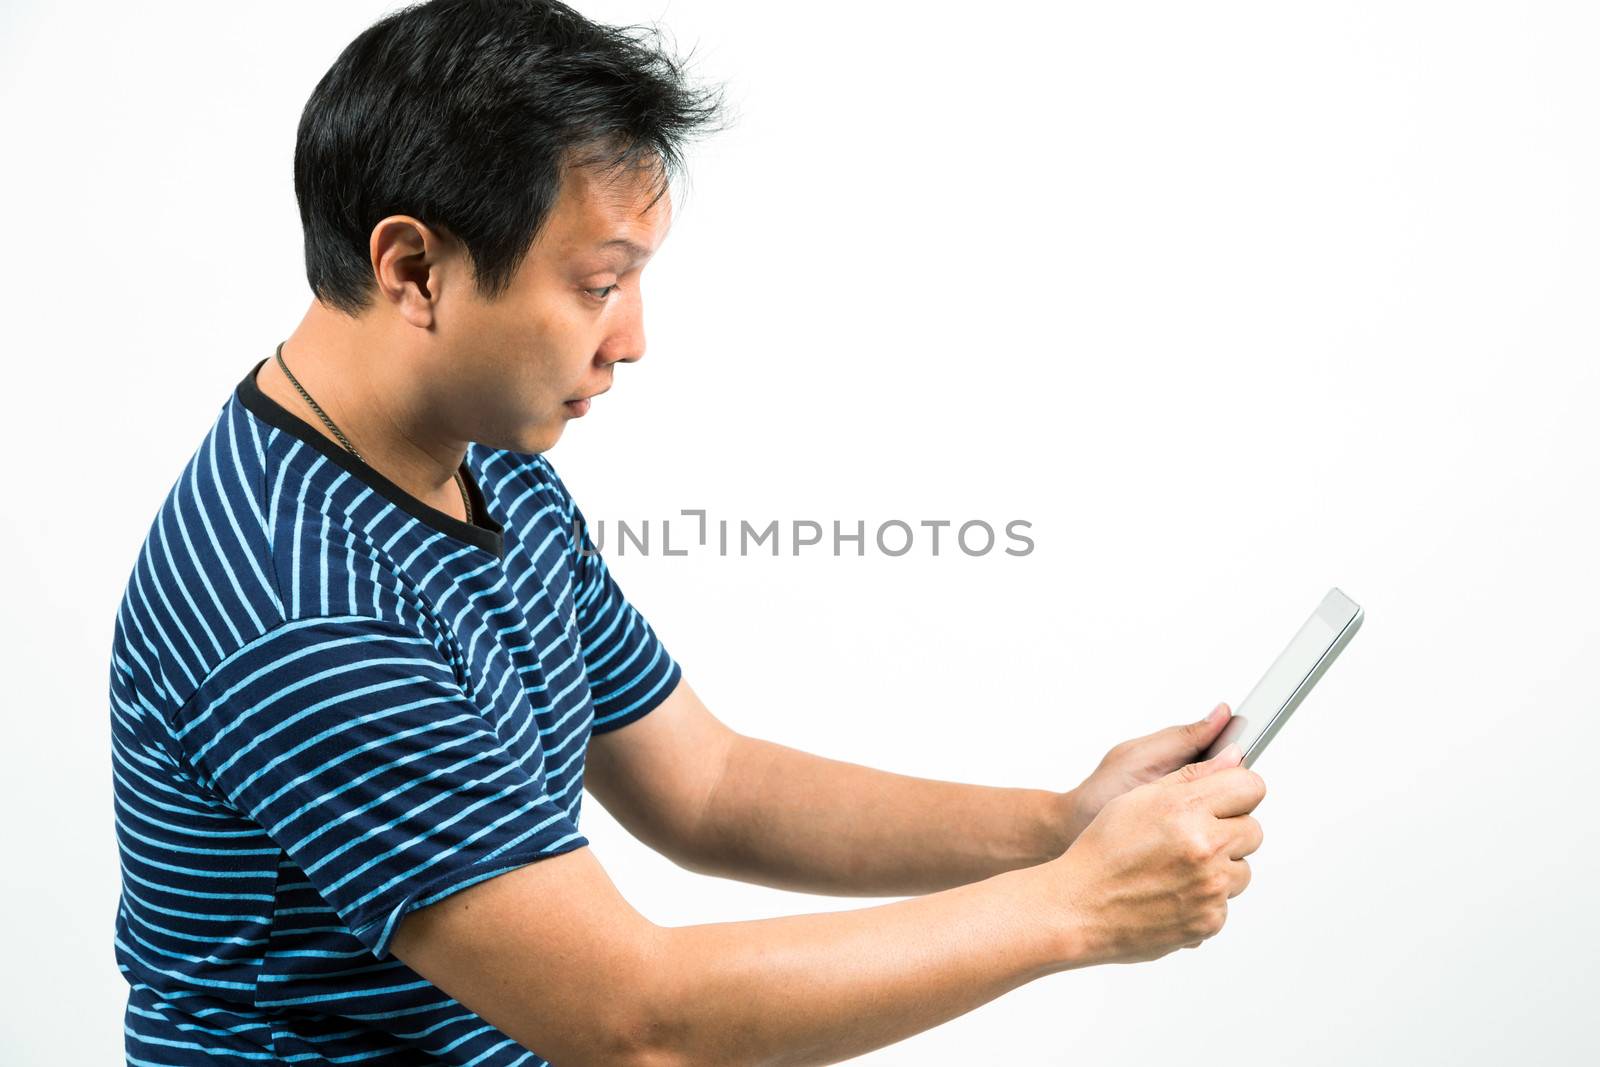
[294,0,731,315]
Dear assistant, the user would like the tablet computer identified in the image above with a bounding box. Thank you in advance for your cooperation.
[1203,588,1364,769]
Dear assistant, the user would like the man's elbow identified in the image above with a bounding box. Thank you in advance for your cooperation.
[502,944,688,1067]
[567,1023,673,1067]
[603,940,694,1067]
[605,1018,688,1067]
[386,849,692,1067]
[481,960,685,1067]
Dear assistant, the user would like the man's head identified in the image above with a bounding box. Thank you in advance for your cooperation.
[293,0,727,453]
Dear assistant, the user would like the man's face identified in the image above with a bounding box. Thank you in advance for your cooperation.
[440,159,672,455]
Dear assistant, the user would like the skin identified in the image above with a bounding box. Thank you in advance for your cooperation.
[392,728,1264,1066]
[261,151,1269,1065]
[255,154,668,518]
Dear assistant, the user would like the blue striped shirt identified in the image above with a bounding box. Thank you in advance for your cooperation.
[109,358,682,1065]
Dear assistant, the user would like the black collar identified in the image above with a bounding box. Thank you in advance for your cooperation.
[235,358,505,557]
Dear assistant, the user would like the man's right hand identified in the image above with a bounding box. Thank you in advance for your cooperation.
[1043,743,1267,966]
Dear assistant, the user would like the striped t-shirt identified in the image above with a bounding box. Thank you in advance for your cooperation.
[109,357,682,1065]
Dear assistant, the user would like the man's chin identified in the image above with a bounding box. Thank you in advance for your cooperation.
[478,422,563,457]
[522,423,565,456]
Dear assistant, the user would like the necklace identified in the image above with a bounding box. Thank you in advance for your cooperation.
[273,341,474,526]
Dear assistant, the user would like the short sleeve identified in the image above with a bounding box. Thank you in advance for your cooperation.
[171,615,590,960]
[568,498,683,734]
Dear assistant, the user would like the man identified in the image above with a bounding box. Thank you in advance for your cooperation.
[109,1,1266,1063]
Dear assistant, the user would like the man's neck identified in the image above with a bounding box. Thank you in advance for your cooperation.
[256,303,472,523]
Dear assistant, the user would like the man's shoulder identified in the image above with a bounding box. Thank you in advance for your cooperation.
[112,393,282,706]
[125,390,280,595]
[111,392,437,712]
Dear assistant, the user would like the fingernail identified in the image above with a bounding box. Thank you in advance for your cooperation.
[1209,704,1227,723]
[1220,742,1242,763]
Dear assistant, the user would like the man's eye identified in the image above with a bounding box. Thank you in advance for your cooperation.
[585,284,619,300]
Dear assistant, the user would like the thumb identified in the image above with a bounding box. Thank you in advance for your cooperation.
[1165,741,1243,785]
[1158,700,1228,758]
[1180,703,1232,749]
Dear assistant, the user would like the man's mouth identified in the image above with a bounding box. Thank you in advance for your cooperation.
[564,386,608,417]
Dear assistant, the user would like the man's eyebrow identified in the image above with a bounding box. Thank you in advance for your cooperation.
[596,237,654,260]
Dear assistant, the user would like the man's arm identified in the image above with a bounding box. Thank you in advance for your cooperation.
[392,743,1266,1066]
[686,732,1075,897]
[585,678,1078,897]
[390,837,1079,1066]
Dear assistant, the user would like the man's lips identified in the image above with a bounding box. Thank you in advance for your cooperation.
[564,386,608,417]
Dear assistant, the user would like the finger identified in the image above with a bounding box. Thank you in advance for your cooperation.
[1161,741,1243,788]
[1189,765,1268,818]
[1225,858,1252,899]
[1222,814,1263,860]
[1181,702,1232,749]
[1142,703,1233,763]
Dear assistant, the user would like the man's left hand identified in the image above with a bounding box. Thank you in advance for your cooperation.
[1057,703,1234,847]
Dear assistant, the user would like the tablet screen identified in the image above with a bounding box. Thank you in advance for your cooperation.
[1204,589,1362,766]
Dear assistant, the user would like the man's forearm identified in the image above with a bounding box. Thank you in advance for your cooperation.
[632,861,1082,1066]
[678,733,1079,896]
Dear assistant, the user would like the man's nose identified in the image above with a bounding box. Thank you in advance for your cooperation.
[600,309,647,365]
[606,341,645,366]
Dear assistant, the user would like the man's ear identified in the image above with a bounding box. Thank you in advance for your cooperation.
[369,214,451,328]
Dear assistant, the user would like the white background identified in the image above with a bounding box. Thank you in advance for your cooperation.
[2,1,1596,1063]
